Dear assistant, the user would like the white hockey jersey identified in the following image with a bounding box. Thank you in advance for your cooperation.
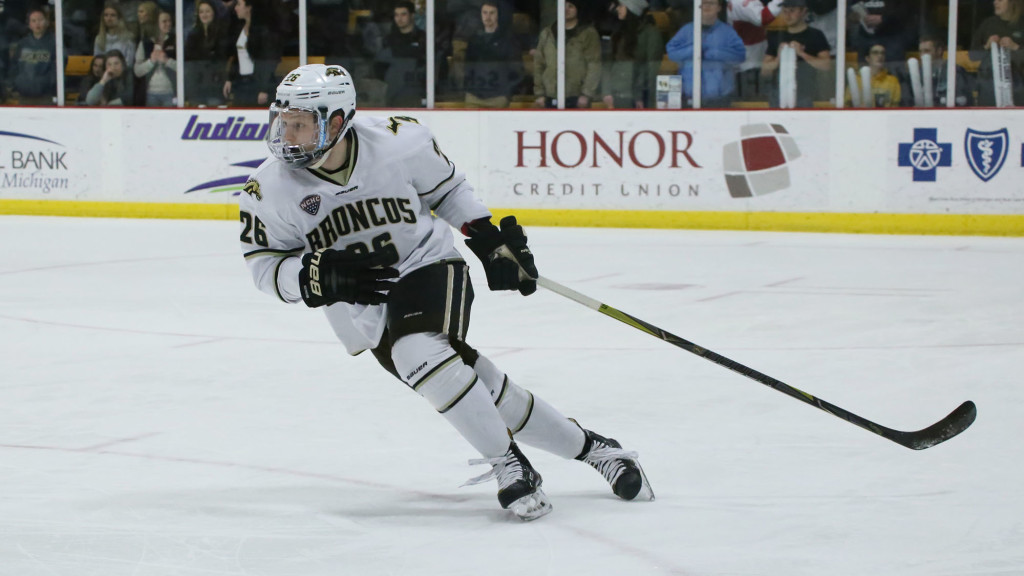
[239,114,491,354]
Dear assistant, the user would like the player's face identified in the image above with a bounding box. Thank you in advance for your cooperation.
[278,109,319,150]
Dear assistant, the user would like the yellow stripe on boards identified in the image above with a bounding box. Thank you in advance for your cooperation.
[0,200,236,220]
[1,200,1022,236]
[491,209,1024,237]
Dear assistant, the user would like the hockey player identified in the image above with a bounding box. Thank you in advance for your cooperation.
[239,64,653,520]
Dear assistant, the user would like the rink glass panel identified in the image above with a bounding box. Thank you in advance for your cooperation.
[5,0,1012,110]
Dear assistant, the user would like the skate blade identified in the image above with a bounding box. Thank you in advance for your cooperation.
[508,489,553,521]
[636,465,655,501]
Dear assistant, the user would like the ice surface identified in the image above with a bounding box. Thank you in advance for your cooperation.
[1,216,1021,576]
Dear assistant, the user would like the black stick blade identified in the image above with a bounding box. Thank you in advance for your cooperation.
[890,401,977,450]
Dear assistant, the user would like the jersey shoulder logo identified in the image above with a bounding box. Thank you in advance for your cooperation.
[243,178,262,201]
[432,138,452,165]
[299,194,322,215]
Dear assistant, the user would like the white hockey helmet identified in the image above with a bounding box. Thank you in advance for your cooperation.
[266,64,357,169]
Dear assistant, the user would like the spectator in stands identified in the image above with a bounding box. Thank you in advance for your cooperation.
[306,0,349,62]
[94,3,137,68]
[845,42,900,106]
[0,24,8,103]
[10,7,58,105]
[135,10,176,106]
[667,0,745,107]
[761,0,831,107]
[602,0,664,108]
[185,0,229,107]
[223,0,280,107]
[533,0,602,108]
[848,0,913,63]
[378,1,427,107]
[970,0,1024,106]
[132,1,159,103]
[464,1,522,108]
[136,1,159,43]
[85,49,134,105]
[59,0,93,55]
[727,0,783,100]
[806,0,837,54]
[112,0,143,29]
[915,33,973,107]
[76,53,106,105]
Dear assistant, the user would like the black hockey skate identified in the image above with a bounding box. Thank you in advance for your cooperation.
[465,441,553,521]
[575,428,655,501]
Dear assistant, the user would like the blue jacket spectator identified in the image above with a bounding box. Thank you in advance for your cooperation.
[666,0,746,106]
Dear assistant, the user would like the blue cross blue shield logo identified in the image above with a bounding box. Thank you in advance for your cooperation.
[898,128,953,182]
[964,128,1008,182]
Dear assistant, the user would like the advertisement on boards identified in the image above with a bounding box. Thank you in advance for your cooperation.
[474,111,831,212]
[0,109,101,200]
[122,109,269,203]
[888,110,1024,214]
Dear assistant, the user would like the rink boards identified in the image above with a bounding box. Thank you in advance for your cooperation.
[0,107,1022,235]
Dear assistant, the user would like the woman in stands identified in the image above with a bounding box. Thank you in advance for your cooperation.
[76,54,106,105]
[601,0,664,108]
[85,49,134,106]
[135,10,177,106]
[222,0,281,107]
[185,0,229,107]
[94,3,137,67]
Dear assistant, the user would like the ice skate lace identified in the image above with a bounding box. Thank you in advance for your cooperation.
[584,445,639,485]
[463,453,523,491]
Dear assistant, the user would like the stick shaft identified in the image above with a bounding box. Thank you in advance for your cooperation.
[536,276,975,450]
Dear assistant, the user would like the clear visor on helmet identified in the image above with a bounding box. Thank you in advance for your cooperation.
[266,104,329,169]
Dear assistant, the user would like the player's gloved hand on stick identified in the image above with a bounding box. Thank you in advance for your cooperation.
[299,248,399,307]
[464,216,538,296]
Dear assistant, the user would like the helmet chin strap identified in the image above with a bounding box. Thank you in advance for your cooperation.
[308,150,332,170]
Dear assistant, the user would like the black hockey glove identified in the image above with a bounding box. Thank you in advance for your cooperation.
[464,216,538,296]
[298,248,399,308]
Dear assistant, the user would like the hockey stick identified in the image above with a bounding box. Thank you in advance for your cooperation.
[537,276,976,450]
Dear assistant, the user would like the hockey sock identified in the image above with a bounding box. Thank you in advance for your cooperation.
[393,333,510,458]
[473,354,586,459]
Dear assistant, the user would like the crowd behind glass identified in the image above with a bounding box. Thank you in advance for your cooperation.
[0,0,1020,109]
